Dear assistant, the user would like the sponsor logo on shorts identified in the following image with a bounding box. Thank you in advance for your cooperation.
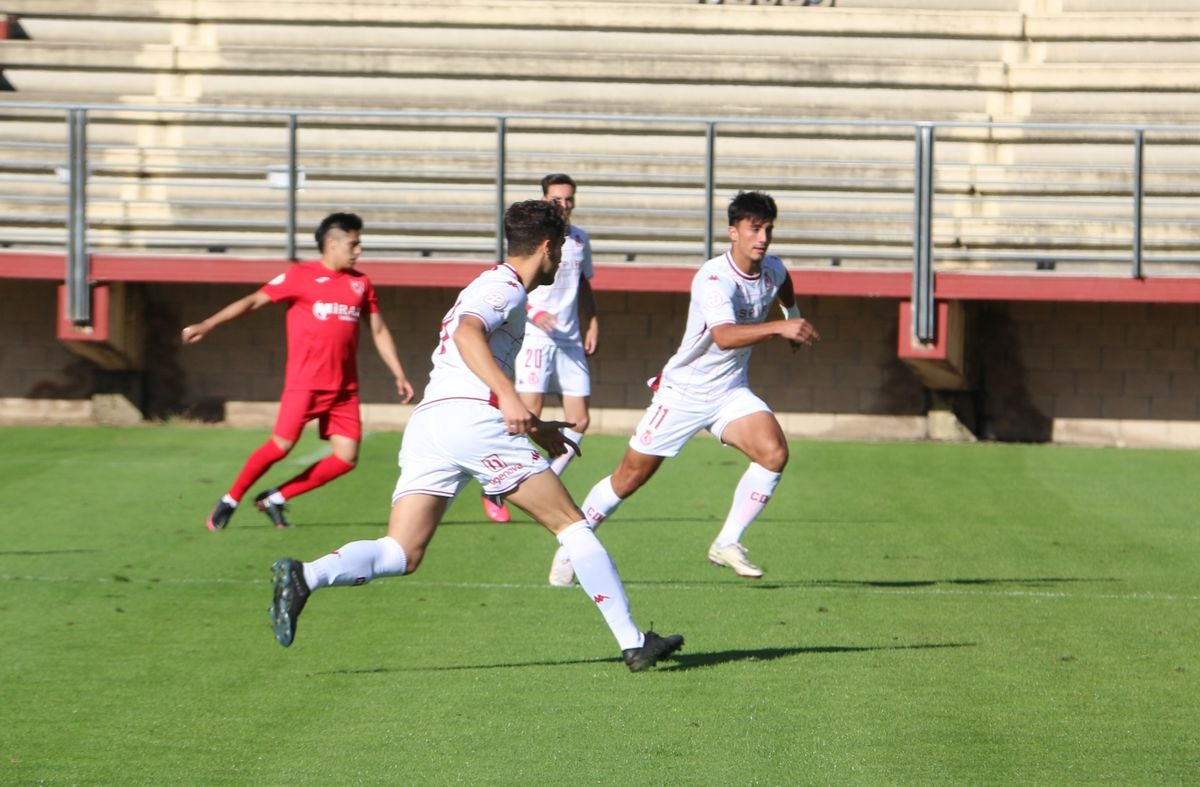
[488,461,529,487]
[482,454,507,472]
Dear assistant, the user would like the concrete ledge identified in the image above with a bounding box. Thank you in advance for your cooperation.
[5,397,1200,448]
[0,397,92,424]
[1051,418,1200,449]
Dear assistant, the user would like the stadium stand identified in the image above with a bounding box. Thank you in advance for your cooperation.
[1,0,1198,445]
[2,0,1200,271]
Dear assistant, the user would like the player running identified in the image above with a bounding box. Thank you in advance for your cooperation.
[547,190,819,586]
[481,173,598,523]
[182,212,413,530]
[269,200,683,672]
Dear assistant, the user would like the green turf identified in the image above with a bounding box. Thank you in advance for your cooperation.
[1,425,1197,784]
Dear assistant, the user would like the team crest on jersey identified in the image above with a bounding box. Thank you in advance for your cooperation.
[350,280,365,296]
[705,290,724,308]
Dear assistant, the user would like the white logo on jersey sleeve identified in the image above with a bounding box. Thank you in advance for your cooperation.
[268,273,286,286]
[483,289,509,312]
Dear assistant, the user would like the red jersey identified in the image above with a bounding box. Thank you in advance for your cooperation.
[260,261,380,392]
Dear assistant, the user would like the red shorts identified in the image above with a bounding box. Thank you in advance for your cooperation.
[273,389,361,442]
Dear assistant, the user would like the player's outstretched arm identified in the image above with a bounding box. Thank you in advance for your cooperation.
[180,290,271,344]
[711,318,818,350]
[368,311,414,403]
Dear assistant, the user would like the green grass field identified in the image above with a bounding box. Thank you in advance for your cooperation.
[1,425,1197,784]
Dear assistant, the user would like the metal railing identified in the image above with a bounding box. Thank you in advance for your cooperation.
[2,102,1200,338]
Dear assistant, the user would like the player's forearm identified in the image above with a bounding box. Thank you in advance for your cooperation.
[371,328,406,379]
[710,321,787,350]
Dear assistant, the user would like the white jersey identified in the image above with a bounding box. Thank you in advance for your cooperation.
[654,251,789,404]
[523,225,592,346]
[420,263,527,405]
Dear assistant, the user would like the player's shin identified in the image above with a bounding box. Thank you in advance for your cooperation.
[556,521,642,651]
[714,462,782,546]
[579,474,622,528]
[303,536,408,590]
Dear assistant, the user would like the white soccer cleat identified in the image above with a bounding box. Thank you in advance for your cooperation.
[707,542,764,579]
[548,545,575,587]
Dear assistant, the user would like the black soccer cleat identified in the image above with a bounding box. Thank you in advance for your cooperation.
[206,498,235,532]
[255,489,291,528]
[622,630,684,673]
[270,557,310,647]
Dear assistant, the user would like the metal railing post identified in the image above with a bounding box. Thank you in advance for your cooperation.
[912,124,936,343]
[67,107,90,325]
[495,116,507,261]
[1132,128,1145,279]
[286,113,299,261]
[704,121,716,260]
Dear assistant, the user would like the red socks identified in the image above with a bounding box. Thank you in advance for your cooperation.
[228,439,288,502]
[277,454,355,500]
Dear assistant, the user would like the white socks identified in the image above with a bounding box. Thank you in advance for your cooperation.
[549,428,584,476]
[556,521,642,651]
[714,462,782,548]
[303,536,409,590]
[579,474,623,528]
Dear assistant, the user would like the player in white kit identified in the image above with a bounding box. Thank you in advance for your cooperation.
[481,173,598,524]
[547,191,820,586]
[268,200,682,672]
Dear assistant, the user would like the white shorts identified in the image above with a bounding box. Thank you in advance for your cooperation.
[628,387,772,458]
[393,399,549,503]
[514,340,591,397]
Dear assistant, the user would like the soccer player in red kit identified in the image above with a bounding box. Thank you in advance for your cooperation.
[181,212,414,530]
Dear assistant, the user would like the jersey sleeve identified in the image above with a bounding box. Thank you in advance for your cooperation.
[363,277,381,314]
[696,269,738,328]
[461,279,524,334]
[580,232,594,281]
[260,268,298,303]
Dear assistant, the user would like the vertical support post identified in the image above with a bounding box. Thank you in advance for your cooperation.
[67,107,90,325]
[704,121,716,260]
[495,116,507,262]
[286,113,299,261]
[912,124,936,343]
[1132,128,1145,279]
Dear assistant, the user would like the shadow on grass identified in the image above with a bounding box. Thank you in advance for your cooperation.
[317,641,975,675]
[662,641,977,671]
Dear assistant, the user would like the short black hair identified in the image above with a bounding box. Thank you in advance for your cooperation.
[728,191,777,226]
[504,199,566,257]
[541,173,577,195]
[314,212,363,251]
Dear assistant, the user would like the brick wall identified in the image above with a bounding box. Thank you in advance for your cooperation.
[2,278,1197,446]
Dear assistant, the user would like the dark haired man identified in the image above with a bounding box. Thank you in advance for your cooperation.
[268,200,683,672]
[482,173,598,525]
[547,191,820,585]
[182,212,413,530]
